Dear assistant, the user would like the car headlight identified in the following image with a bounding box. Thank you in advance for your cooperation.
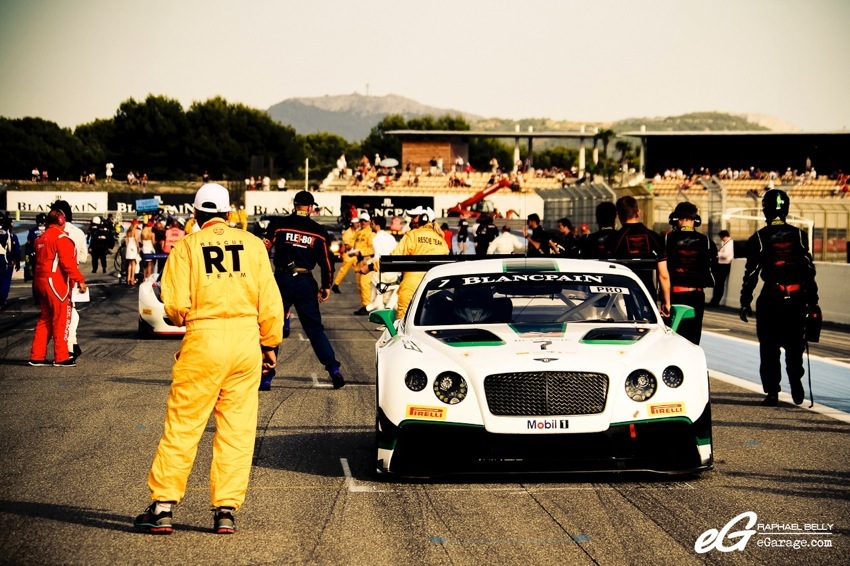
[404,368,428,392]
[662,365,684,388]
[625,370,657,402]
[330,242,340,254]
[433,371,468,405]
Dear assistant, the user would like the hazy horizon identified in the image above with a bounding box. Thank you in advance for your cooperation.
[2,0,849,132]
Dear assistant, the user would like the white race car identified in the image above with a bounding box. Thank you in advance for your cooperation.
[138,272,185,337]
[370,256,712,477]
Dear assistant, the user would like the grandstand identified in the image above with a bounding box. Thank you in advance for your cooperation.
[321,170,568,195]
[649,177,843,199]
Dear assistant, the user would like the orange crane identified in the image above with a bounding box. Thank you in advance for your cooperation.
[445,177,519,219]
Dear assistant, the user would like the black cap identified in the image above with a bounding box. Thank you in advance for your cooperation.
[51,200,73,222]
[293,190,315,206]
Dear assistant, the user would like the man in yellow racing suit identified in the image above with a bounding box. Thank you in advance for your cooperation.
[351,212,375,315]
[331,220,357,293]
[386,206,448,319]
[134,183,283,535]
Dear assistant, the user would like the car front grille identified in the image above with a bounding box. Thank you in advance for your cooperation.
[484,372,609,416]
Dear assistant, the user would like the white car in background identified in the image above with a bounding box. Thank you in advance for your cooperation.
[138,272,185,337]
[370,256,712,478]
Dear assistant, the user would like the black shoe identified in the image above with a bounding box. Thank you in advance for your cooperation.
[28,359,49,367]
[761,393,779,407]
[259,367,275,391]
[332,284,341,294]
[329,367,345,389]
[353,307,368,315]
[213,507,235,534]
[134,502,174,534]
[54,359,76,367]
[73,344,82,359]
[790,380,805,405]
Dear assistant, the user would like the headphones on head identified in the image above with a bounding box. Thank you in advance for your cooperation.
[668,210,701,228]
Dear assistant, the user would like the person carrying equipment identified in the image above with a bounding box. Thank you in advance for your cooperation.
[134,183,283,534]
[740,189,819,407]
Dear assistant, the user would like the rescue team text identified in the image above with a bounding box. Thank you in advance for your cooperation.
[201,243,245,274]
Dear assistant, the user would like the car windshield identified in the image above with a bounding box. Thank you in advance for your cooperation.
[415,272,656,326]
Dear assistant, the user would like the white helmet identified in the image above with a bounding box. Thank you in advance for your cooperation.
[92,216,102,225]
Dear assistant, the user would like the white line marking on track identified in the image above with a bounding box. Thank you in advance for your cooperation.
[340,457,377,492]
[311,373,332,388]
[709,369,850,425]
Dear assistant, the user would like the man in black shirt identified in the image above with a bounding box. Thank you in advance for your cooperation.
[664,202,717,344]
[610,196,671,317]
[740,189,818,406]
[550,217,581,258]
[580,202,618,260]
[523,213,550,256]
[265,191,344,389]
[474,214,499,256]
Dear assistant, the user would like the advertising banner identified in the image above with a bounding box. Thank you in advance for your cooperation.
[107,193,195,215]
[5,191,109,214]
[341,195,435,220]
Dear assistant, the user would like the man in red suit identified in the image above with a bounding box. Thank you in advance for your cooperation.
[29,209,87,367]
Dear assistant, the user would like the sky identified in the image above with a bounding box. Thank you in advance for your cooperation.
[2,0,849,132]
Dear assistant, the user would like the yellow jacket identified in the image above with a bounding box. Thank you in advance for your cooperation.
[391,222,449,257]
[340,226,356,254]
[353,225,375,257]
[161,218,283,349]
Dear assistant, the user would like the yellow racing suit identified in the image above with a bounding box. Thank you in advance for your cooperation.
[352,225,375,307]
[149,217,283,510]
[333,226,357,287]
[390,222,449,319]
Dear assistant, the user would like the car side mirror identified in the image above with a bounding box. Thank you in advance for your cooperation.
[669,304,695,333]
[369,309,398,337]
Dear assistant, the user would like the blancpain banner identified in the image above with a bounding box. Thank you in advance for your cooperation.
[7,191,109,213]
[245,191,342,216]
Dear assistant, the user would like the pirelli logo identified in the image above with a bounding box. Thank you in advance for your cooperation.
[648,402,686,416]
[406,405,446,420]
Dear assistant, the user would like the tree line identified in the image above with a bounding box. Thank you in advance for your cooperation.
[1,94,625,183]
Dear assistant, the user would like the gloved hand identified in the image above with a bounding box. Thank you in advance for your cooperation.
[739,304,753,323]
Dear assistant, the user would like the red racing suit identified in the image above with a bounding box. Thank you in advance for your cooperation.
[29,224,86,363]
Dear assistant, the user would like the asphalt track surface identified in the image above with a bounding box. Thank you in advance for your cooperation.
[0,267,848,565]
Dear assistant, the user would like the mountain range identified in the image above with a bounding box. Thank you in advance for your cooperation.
[266,93,800,142]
